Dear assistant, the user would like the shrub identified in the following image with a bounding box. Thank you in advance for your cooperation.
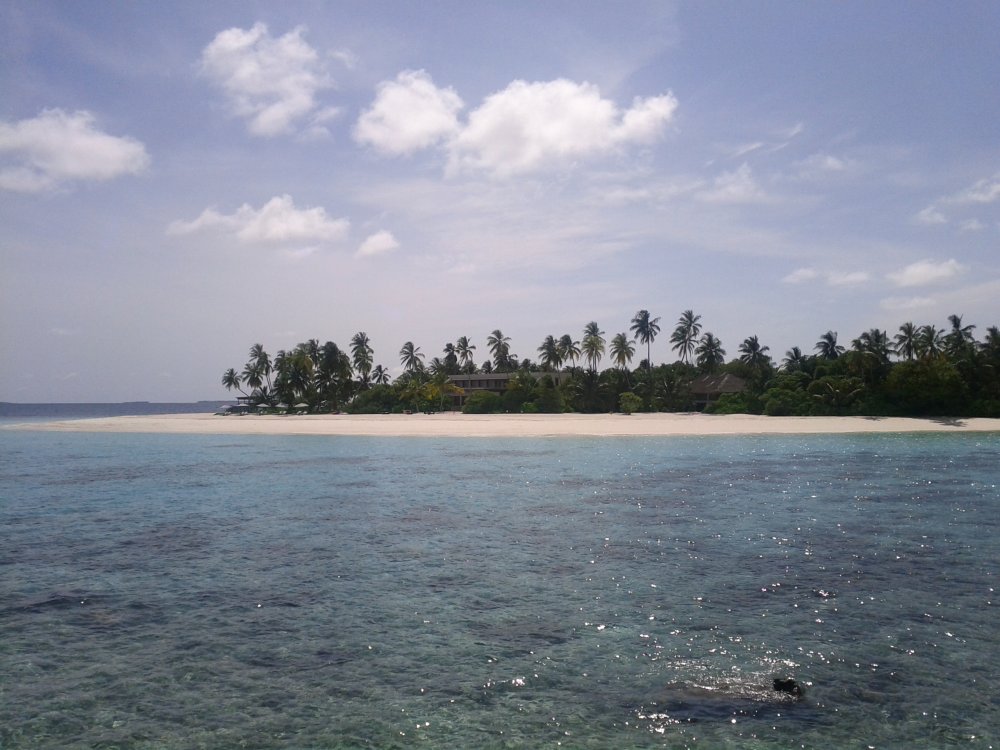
[462,391,503,414]
[619,392,643,415]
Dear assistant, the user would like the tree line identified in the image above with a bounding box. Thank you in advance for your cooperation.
[221,310,1000,417]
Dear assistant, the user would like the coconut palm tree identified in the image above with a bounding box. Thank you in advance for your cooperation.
[695,332,725,372]
[442,342,459,374]
[350,332,374,385]
[371,364,390,385]
[738,335,771,370]
[399,341,425,373]
[629,309,661,370]
[221,368,248,397]
[815,331,844,360]
[853,329,891,364]
[671,310,702,364]
[455,336,477,373]
[248,343,273,392]
[945,314,976,358]
[558,335,581,370]
[893,322,918,361]
[241,361,264,397]
[537,335,562,371]
[610,332,635,370]
[486,329,513,371]
[916,325,944,359]
[582,321,606,372]
[782,346,809,371]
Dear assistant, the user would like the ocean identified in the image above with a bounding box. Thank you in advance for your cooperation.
[1,407,998,748]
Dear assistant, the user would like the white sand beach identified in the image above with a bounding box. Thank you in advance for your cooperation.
[6,412,1000,437]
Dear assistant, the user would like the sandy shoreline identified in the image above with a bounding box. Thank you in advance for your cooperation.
[5,412,1000,437]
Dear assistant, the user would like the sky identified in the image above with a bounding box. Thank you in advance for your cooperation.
[2,1,999,401]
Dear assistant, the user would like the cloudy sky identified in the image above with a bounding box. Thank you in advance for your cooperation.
[2,1,998,401]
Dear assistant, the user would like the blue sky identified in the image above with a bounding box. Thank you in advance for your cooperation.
[2,1,998,401]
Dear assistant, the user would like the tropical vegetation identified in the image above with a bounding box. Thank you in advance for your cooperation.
[221,312,1000,418]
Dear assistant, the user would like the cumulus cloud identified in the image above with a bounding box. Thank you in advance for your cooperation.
[880,296,935,311]
[826,271,870,286]
[782,267,869,287]
[168,194,349,245]
[449,79,677,176]
[782,267,819,284]
[0,109,149,192]
[915,205,947,225]
[356,230,400,257]
[200,23,333,137]
[887,258,964,287]
[354,73,677,176]
[354,70,463,155]
[915,172,1000,227]
[950,173,1000,205]
[695,164,766,203]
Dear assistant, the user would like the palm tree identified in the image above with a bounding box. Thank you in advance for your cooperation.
[916,325,944,359]
[581,321,606,372]
[610,332,635,370]
[815,331,844,360]
[671,310,702,364]
[537,335,562,371]
[428,356,448,376]
[371,364,390,385]
[982,326,1000,357]
[399,341,424,373]
[248,343,273,392]
[738,335,771,370]
[350,332,374,384]
[455,336,477,373]
[241,361,264,396]
[853,329,891,364]
[558,335,581,370]
[487,329,512,372]
[221,367,248,396]
[782,346,809,371]
[893,322,918,361]
[695,332,725,372]
[945,314,976,358]
[629,309,661,369]
[442,342,459,374]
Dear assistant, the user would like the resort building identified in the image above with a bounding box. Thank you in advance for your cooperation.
[446,371,572,408]
[689,373,747,411]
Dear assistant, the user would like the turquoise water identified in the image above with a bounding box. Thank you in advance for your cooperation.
[1,430,998,749]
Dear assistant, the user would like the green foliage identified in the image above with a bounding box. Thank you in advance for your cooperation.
[619,391,643,415]
[462,390,503,414]
[706,392,761,415]
[884,359,968,416]
[347,384,400,414]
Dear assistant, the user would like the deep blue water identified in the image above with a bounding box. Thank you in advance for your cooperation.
[1,427,998,749]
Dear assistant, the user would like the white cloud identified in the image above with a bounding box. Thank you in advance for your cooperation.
[782,267,819,284]
[168,194,349,245]
[959,218,985,232]
[356,230,400,257]
[949,173,1000,205]
[880,296,935,311]
[826,271,870,286]
[447,79,677,176]
[915,205,947,225]
[695,163,766,203]
[200,23,332,137]
[354,70,463,155]
[0,109,148,192]
[887,258,964,287]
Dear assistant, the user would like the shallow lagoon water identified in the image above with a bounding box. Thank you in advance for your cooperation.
[1,430,998,748]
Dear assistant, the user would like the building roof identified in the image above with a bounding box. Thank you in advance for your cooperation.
[689,373,747,395]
